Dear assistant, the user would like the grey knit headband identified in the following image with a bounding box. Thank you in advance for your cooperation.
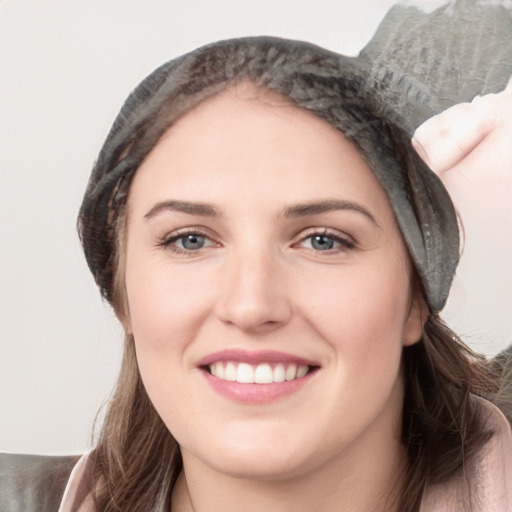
[77,2,512,313]
[77,36,455,312]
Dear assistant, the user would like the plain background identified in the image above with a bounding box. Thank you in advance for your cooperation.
[1,0,511,455]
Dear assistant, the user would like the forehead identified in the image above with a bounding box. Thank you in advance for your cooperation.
[128,84,394,221]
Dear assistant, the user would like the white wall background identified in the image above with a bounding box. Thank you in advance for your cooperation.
[1,0,510,455]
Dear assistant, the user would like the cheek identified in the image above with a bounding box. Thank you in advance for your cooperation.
[124,260,215,424]
[297,257,411,378]
[302,261,410,337]
[125,257,215,351]
[278,259,411,457]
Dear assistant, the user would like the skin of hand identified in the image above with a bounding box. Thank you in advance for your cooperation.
[412,79,512,227]
[412,79,512,355]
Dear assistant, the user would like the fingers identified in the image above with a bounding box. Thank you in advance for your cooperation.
[413,81,512,174]
[413,101,490,174]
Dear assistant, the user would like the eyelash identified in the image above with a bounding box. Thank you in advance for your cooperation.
[157,228,217,256]
[157,228,355,256]
[295,228,355,254]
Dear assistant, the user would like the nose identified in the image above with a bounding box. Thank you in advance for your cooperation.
[215,247,293,334]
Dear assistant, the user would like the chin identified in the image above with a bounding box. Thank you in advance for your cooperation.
[207,449,308,481]
[182,423,327,481]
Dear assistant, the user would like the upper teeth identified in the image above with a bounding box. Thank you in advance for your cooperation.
[209,362,309,384]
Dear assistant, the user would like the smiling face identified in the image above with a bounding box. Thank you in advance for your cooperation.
[122,84,425,483]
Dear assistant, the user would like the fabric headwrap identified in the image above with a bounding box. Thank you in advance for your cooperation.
[78,0,512,313]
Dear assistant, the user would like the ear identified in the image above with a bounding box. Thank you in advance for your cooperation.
[403,293,429,347]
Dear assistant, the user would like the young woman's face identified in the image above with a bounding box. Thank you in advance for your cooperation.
[124,85,425,481]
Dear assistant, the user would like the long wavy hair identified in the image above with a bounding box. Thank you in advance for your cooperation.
[77,37,501,512]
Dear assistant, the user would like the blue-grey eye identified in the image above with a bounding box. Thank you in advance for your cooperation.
[179,234,205,250]
[310,234,336,250]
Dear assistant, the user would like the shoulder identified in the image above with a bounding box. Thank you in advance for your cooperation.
[421,396,512,511]
[0,453,80,512]
[471,396,512,506]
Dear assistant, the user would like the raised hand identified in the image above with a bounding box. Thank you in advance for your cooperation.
[412,79,512,226]
[412,80,512,355]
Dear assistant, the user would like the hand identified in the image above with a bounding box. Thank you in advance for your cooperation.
[412,79,512,228]
[412,79,512,355]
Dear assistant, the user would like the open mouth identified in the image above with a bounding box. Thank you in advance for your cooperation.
[202,362,319,384]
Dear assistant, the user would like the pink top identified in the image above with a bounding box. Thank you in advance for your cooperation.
[58,397,512,512]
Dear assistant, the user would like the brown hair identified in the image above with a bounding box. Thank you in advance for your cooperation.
[77,37,500,511]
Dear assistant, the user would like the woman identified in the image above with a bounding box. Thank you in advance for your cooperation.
[2,3,512,512]
[75,32,512,511]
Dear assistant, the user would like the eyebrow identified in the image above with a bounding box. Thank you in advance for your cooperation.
[283,199,379,227]
[144,200,219,219]
[144,198,378,227]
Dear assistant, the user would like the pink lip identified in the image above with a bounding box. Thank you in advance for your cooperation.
[200,371,315,404]
[196,349,320,405]
[197,348,318,367]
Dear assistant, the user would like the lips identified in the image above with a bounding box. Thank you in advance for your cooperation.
[197,349,320,403]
